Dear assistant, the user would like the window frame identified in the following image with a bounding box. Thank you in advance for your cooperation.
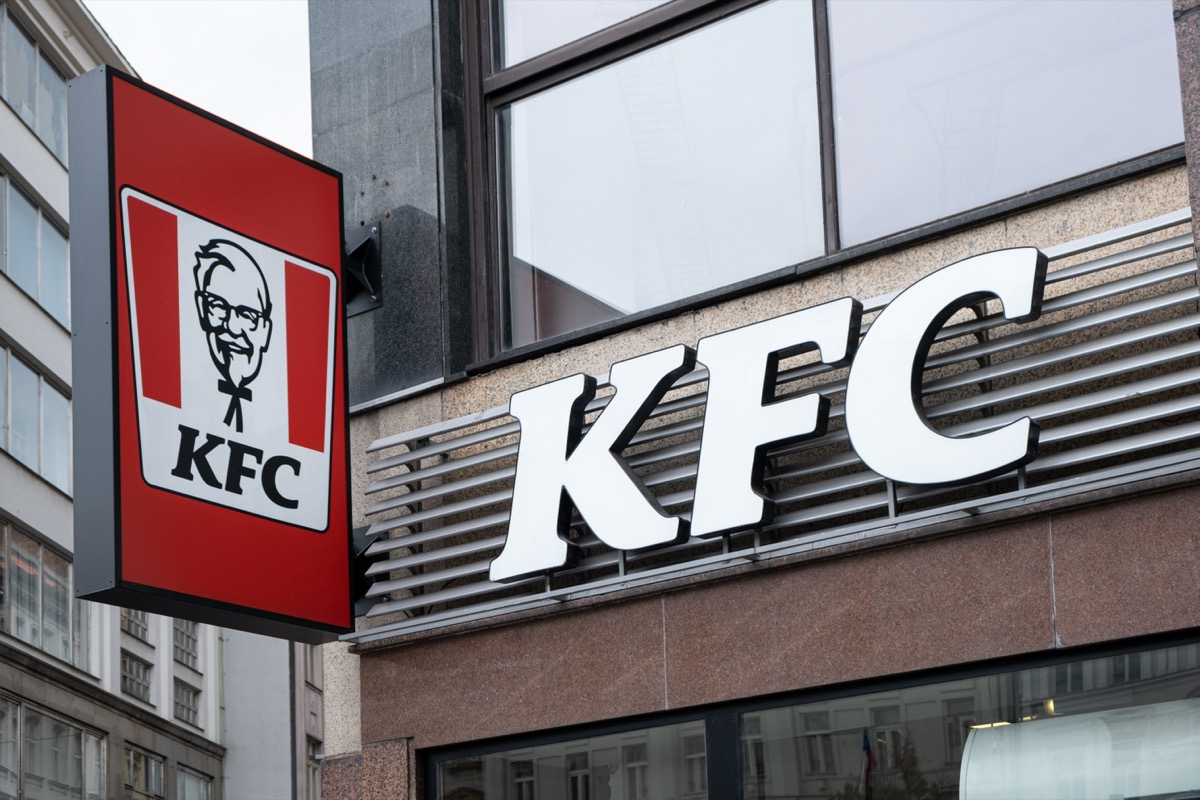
[1,522,88,668]
[0,343,72,493]
[120,649,153,704]
[460,0,1184,367]
[0,3,69,162]
[2,172,72,328]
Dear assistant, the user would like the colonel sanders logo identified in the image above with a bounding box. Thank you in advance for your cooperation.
[192,240,273,432]
[121,188,337,530]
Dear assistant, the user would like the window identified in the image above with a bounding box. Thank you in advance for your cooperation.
[122,608,150,642]
[682,734,706,795]
[871,706,904,769]
[566,751,589,800]
[177,766,212,800]
[0,698,103,799]
[124,747,164,800]
[2,176,71,325]
[304,738,321,800]
[435,644,1200,800]
[173,681,200,727]
[1055,661,1085,695]
[1,524,88,668]
[439,719,706,800]
[1112,653,1143,685]
[1,7,67,159]
[944,698,975,763]
[0,346,71,492]
[470,0,1183,352]
[510,758,534,800]
[800,711,836,774]
[174,619,199,669]
[120,651,152,703]
[742,716,766,800]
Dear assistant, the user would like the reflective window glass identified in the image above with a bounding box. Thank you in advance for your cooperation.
[741,645,1200,799]
[84,733,103,800]
[39,218,68,325]
[5,185,38,300]
[36,55,65,160]
[7,358,37,471]
[498,0,668,67]
[177,767,211,800]
[8,530,39,647]
[40,549,70,662]
[41,383,69,492]
[73,598,90,672]
[439,718,706,800]
[500,0,823,348]
[3,15,35,128]
[830,0,1184,245]
[0,697,16,800]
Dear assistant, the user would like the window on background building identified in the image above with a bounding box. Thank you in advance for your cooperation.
[944,697,976,764]
[742,715,766,800]
[3,176,71,326]
[0,523,89,668]
[120,650,152,703]
[1112,653,1143,685]
[623,743,649,800]
[0,699,102,799]
[871,706,904,770]
[305,737,321,800]
[472,0,1183,352]
[1,6,68,160]
[682,734,706,795]
[174,618,199,670]
[0,346,71,492]
[800,711,836,775]
[566,751,590,800]
[121,608,150,642]
[177,766,212,800]
[125,747,164,800]
[173,681,200,727]
[511,759,534,800]
[1055,661,1085,695]
[303,642,317,685]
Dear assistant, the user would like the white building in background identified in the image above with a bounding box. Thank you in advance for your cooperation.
[0,0,322,797]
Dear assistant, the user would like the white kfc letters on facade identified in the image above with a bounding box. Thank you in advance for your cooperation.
[489,249,1048,583]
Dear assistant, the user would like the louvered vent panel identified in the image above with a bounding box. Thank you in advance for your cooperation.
[352,209,1198,642]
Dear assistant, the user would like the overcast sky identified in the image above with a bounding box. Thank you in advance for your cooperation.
[82,0,313,156]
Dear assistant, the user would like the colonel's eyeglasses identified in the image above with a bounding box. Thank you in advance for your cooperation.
[197,291,265,329]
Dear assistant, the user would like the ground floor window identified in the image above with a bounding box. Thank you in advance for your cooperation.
[431,641,1200,799]
[0,695,104,800]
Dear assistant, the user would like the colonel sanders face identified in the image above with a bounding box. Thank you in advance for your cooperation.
[193,240,272,428]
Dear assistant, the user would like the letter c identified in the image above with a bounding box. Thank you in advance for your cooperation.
[845,247,1047,485]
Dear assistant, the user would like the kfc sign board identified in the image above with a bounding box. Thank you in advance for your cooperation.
[70,68,351,642]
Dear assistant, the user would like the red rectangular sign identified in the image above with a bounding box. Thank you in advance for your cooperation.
[69,67,352,642]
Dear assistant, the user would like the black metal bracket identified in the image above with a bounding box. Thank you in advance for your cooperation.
[344,221,383,317]
[352,525,384,617]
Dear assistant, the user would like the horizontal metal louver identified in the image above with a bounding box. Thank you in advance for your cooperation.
[351,208,1197,643]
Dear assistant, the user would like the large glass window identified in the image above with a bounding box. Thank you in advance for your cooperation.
[829,0,1184,245]
[499,0,822,348]
[1,7,68,160]
[433,643,1200,800]
[3,178,71,326]
[0,698,103,800]
[438,718,707,800]
[498,0,669,67]
[477,0,1183,352]
[1,346,72,493]
[1,524,89,669]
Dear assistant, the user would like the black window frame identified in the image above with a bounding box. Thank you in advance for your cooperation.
[459,0,1185,370]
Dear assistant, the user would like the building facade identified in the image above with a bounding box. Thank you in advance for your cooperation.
[1,2,324,798]
[314,1,1200,799]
